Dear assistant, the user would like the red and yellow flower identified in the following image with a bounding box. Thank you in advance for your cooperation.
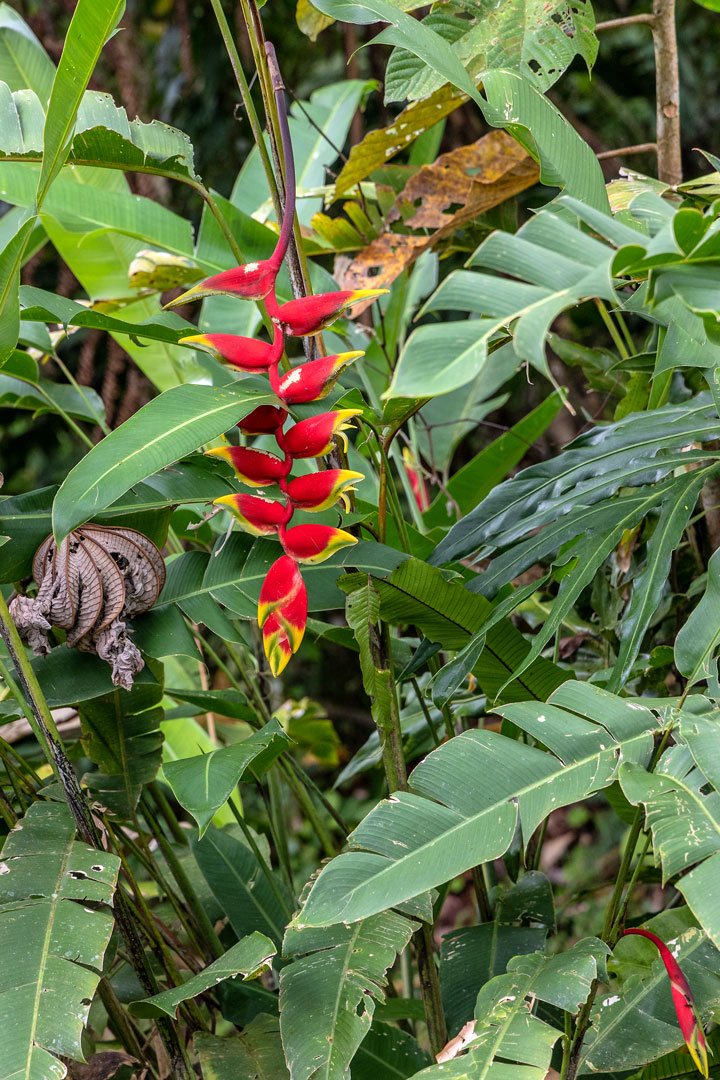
[172,44,381,675]
[620,929,709,1076]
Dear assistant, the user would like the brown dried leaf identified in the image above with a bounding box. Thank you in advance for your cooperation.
[68,1051,137,1080]
[341,131,539,298]
[81,525,163,615]
[65,545,104,647]
[389,130,538,231]
[334,84,466,197]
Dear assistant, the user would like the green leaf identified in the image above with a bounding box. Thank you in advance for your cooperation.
[432,396,720,567]
[193,827,291,946]
[279,909,416,1080]
[295,683,657,926]
[195,1016,288,1080]
[675,546,720,687]
[20,285,196,346]
[410,943,607,1079]
[164,720,291,836]
[579,908,720,1073]
[424,392,562,528]
[351,1023,431,1079]
[0,212,35,366]
[52,381,276,544]
[130,933,276,1019]
[0,5,55,100]
[80,674,165,816]
[0,801,120,1080]
[608,469,714,693]
[440,873,552,1035]
[30,646,159,708]
[385,0,597,101]
[36,0,125,205]
[341,557,566,704]
[480,70,608,211]
[0,363,106,422]
[620,715,720,951]
[309,0,483,107]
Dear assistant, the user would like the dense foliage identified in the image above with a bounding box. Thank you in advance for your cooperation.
[3,1,720,1079]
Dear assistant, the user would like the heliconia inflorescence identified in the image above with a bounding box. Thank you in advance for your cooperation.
[170,42,386,675]
[619,929,709,1077]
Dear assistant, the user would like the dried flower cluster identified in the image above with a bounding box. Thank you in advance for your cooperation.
[168,44,384,675]
[11,525,166,690]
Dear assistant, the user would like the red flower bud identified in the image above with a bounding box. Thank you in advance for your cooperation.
[270,289,387,337]
[402,447,430,512]
[164,260,279,308]
[179,326,283,371]
[281,524,357,564]
[620,929,708,1077]
[287,469,363,512]
[276,352,363,404]
[214,493,287,536]
[204,446,289,486]
[258,557,307,675]
[258,555,305,628]
[237,405,287,435]
[282,409,361,459]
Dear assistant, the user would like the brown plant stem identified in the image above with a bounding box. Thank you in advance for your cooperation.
[596,142,657,160]
[595,14,656,30]
[652,0,682,186]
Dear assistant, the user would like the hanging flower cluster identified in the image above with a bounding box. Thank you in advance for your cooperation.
[168,43,385,676]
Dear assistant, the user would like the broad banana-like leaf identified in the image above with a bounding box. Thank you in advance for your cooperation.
[130,932,276,1019]
[280,908,417,1080]
[295,682,659,927]
[0,801,120,1080]
[620,710,720,952]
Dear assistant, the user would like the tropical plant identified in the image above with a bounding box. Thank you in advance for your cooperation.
[3,2,720,1079]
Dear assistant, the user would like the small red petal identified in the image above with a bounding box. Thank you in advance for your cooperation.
[237,405,288,435]
[205,446,289,486]
[165,260,279,307]
[276,352,363,404]
[214,493,287,536]
[282,410,361,459]
[287,469,363,512]
[281,524,357,564]
[620,930,709,1077]
[180,328,283,371]
[272,290,387,337]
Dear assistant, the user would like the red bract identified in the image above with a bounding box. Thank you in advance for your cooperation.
[269,289,387,336]
[283,410,362,458]
[403,447,430,512]
[620,929,708,1077]
[238,405,288,435]
[258,555,305,626]
[287,470,363,512]
[165,259,280,308]
[205,446,289,486]
[276,351,363,404]
[214,493,288,536]
[281,524,357,564]
[179,326,283,371]
[190,43,376,676]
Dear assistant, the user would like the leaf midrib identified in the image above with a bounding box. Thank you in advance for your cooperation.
[311,730,651,925]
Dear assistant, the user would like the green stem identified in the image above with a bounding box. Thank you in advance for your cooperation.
[0,656,57,773]
[34,382,95,449]
[595,299,630,361]
[208,0,278,214]
[51,351,111,435]
[410,677,441,748]
[228,799,293,919]
[268,767,295,894]
[416,922,448,1058]
[97,978,153,1073]
[144,791,226,959]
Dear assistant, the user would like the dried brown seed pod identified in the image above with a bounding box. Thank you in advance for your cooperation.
[10,524,166,691]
